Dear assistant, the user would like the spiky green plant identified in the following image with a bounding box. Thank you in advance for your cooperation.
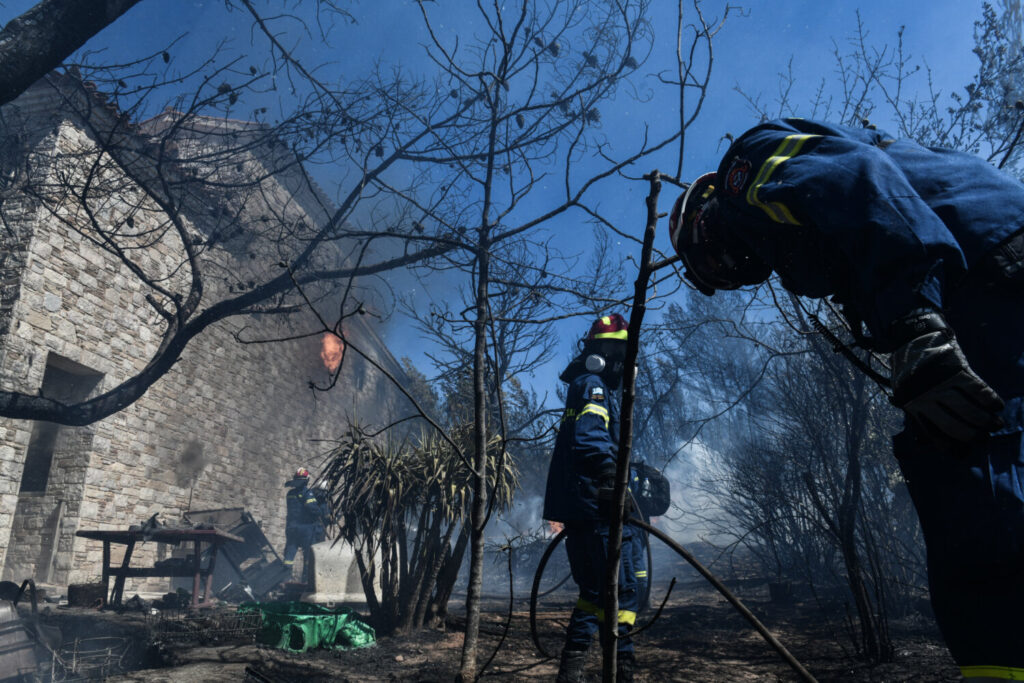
[319,423,516,633]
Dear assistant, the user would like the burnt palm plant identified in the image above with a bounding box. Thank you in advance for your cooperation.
[320,424,517,633]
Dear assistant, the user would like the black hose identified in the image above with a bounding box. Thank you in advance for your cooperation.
[529,528,567,659]
[529,520,818,683]
[640,526,653,610]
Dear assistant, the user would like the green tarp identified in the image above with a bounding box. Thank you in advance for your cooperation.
[239,602,376,653]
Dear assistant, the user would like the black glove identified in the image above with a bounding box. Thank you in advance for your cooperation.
[596,466,632,521]
[890,309,1004,444]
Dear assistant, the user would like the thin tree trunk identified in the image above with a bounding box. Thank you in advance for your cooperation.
[835,376,889,662]
[430,522,471,623]
[602,171,662,681]
[458,69,501,680]
[413,518,457,628]
[354,550,384,626]
[397,506,432,631]
[459,241,491,680]
[402,509,443,630]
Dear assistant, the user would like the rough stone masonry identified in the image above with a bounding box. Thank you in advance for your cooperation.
[0,76,412,593]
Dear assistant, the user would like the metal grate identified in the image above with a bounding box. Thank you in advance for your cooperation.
[50,635,134,682]
[147,609,262,644]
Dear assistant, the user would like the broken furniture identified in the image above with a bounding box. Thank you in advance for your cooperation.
[75,527,243,609]
[181,508,291,600]
[179,508,381,604]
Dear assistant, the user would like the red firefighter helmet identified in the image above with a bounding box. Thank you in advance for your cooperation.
[294,466,311,479]
[585,313,628,342]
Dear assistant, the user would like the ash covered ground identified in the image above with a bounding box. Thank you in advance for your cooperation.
[31,579,959,682]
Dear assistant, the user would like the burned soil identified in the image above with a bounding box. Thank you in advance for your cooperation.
[34,580,960,682]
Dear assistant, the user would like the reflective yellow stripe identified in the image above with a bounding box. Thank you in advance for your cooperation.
[593,316,628,340]
[306,499,319,504]
[635,571,648,578]
[579,403,610,429]
[283,560,294,565]
[745,134,819,225]
[575,598,637,626]
[961,666,1024,680]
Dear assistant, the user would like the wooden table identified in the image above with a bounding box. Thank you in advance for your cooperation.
[75,527,244,609]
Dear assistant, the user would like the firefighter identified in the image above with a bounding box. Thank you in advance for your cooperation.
[668,118,1024,681]
[543,313,644,683]
[284,466,325,584]
[311,480,331,543]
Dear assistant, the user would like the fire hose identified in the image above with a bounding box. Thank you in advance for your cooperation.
[529,519,818,683]
[540,531,654,605]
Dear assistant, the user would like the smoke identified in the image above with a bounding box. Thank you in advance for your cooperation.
[654,439,732,546]
[491,494,548,538]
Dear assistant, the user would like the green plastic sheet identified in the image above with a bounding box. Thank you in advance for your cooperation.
[239,602,376,653]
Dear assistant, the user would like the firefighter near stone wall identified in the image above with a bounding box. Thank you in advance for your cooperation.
[283,466,327,584]
[668,118,1024,681]
[542,314,646,683]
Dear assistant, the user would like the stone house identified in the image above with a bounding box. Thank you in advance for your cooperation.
[0,74,413,592]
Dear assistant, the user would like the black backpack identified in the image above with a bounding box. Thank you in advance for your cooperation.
[632,462,672,517]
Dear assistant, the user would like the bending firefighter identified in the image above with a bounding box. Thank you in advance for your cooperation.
[284,466,328,584]
[669,118,1024,680]
[543,314,645,683]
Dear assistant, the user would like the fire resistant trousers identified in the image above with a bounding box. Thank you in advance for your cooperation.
[896,425,1024,678]
[562,521,642,655]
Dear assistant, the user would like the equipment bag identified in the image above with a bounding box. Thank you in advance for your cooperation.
[238,602,375,653]
[633,462,672,517]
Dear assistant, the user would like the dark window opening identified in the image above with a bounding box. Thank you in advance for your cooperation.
[19,355,103,494]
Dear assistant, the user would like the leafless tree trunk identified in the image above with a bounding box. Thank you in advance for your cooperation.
[0,0,143,106]
[459,244,491,678]
[601,170,670,681]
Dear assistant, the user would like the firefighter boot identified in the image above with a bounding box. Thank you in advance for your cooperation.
[617,652,637,683]
[555,648,588,683]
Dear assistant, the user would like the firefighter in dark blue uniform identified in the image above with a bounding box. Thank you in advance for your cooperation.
[669,118,1024,681]
[284,466,326,583]
[543,314,644,683]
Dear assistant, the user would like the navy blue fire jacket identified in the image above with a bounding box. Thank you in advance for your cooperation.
[543,358,619,523]
[715,118,1024,351]
[712,120,1024,672]
[285,479,325,530]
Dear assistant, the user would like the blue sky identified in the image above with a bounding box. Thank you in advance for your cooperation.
[0,0,990,398]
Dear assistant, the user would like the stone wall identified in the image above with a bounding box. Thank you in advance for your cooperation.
[0,83,414,593]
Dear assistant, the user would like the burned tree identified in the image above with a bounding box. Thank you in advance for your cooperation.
[0,0,144,107]
[369,2,660,675]
[648,292,914,663]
